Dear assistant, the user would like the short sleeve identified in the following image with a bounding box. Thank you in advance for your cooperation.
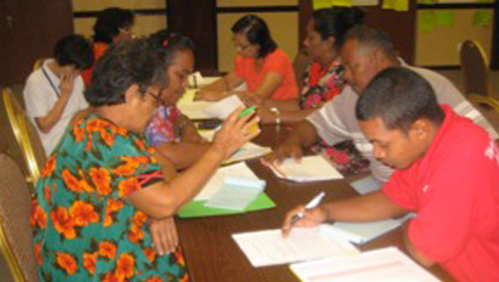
[75,77,89,110]
[145,105,179,146]
[109,134,163,198]
[262,50,290,76]
[23,74,50,118]
[306,89,356,146]
[407,143,493,262]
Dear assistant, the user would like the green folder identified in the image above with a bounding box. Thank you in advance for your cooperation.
[177,193,275,218]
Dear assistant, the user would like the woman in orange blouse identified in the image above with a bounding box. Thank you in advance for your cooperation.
[81,8,135,85]
[195,15,298,103]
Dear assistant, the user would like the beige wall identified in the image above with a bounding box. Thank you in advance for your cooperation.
[217,12,299,72]
[416,9,494,66]
[72,0,167,39]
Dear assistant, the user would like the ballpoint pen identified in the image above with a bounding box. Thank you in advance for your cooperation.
[291,191,326,225]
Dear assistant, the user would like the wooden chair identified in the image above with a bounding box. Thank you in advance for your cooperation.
[460,40,489,97]
[2,87,46,187]
[468,95,499,133]
[32,58,45,71]
[0,153,39,282]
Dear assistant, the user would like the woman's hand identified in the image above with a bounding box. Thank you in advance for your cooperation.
[256,106,278,124]
[194,90,224,101]
[238,92,263,106]
[281,205,328,238]
[212,106,260,159]
[149,217,179,255]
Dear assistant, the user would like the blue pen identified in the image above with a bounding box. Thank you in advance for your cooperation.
[291,192,326,225]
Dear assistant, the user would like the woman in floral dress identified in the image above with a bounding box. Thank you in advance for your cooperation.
[31,38,259,282]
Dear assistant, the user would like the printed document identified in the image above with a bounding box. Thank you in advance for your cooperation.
[290,247,440,282]
[232,228,359,267]
[270,155,343,182]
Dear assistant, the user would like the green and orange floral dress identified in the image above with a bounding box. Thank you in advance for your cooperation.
[31,114,189,282]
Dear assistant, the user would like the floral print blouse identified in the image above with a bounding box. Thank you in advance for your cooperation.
[31,114,189,282]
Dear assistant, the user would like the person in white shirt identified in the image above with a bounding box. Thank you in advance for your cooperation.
[24,35,93,156]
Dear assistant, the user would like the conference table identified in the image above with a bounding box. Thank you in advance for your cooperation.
[175,124,456,282]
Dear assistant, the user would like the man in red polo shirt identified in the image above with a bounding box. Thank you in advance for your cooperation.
[282,67,499,282]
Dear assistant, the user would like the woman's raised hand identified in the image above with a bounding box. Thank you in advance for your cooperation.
[212,106,260,159]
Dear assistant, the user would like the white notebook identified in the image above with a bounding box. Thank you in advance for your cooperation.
[204,176,266,211]
[270,155,343,182]
[232,227,359,267]
[192,162,259,201]
[290,247,440,282]
[320,214,413,245]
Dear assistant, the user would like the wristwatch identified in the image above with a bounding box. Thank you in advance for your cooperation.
[270,107,281,125]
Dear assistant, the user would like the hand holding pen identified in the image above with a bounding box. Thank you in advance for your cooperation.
[281,192,328,238]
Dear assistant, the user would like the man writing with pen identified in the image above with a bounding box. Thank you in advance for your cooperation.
[281,68,499,282]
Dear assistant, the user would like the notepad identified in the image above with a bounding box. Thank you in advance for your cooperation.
[350,174,383,195]
[320,213,413,245]
[290,247,440,282]
[192,162,259,201]
[270,155,343,182]
[204,176,266,211]
[232,227,359,267]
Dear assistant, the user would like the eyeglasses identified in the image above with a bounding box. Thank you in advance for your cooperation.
[145,91,165,107]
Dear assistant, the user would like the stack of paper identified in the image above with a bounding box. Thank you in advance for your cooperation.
[204,176,266,211]
[177,89,212,120]
[270,156,343,182]
[177,163,275,218]
[290,247,440,282]
[320,213,413,245]
[232,227,359,267]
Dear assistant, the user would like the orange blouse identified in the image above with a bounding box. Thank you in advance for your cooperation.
[81,42,109,86]
[234,49,298,100]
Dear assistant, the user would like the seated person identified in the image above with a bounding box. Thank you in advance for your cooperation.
[265,26,499,182]
[257,7,365,124]
[24,35,93,156]
[282,67,499,282]
[258,7,368,175]
[31,38,260,282]
[146,29,210,169]
[81,7,135,85]
[195,14,298,104]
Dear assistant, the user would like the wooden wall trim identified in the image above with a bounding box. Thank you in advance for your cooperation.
[417,3,494,9]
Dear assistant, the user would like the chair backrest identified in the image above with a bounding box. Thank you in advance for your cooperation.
[460,40,489,97]
[468,95,499,134]
[2,87,46,187]
[293,50,314,92]
[0,154,39,282]
[32,58,45,71]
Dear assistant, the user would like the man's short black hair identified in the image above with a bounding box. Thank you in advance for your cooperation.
[93,7,134,44]
[344,25,397,59]
[85,39,166,107]
[231,15,277,59]
[356,67,445,133]
[54,35,93,70]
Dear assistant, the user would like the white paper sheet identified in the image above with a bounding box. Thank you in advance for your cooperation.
[199,130,271,164]
[350,174,383,195]
[203,95,245,120]
[290,247,440,282]
[320,213,413,245]
[232,228,359,267]
[192,162,260,201]
[270,155,343,182]
[204,176,266,211]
